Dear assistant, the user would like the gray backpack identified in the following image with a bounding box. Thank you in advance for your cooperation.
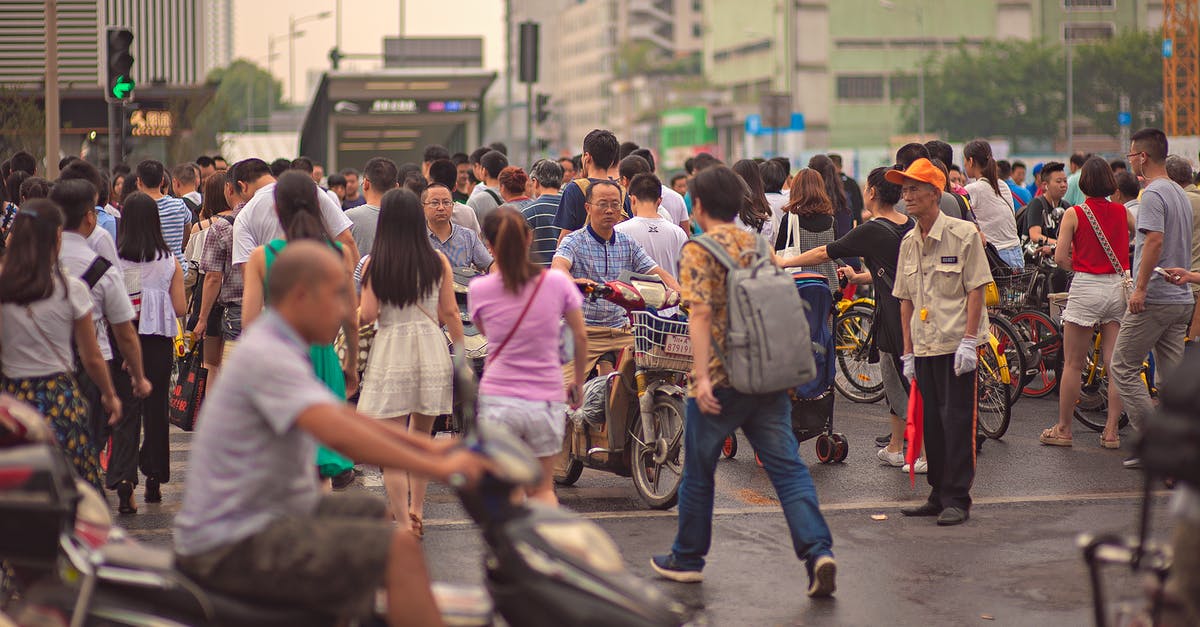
[692,234,816,395]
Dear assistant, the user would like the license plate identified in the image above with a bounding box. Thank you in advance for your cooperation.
[663,334,692,356]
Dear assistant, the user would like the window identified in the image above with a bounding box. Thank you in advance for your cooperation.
[1063,22,1115,42]
[837,75,884,101]
[1064,0,1115,9]
[693,23,702,38]
[889,75,918,100]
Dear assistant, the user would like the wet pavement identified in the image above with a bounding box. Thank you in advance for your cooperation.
[119,393,1173,626]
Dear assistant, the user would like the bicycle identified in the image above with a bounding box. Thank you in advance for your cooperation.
[1072,327,1153,432]
[832,295,885,404]
[988,258,1063,402]
[976,322,1015,440]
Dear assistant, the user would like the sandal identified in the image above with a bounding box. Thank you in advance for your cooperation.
[409,513,424,539]
[1101,434,1120,449]
[1039,426,1073,447]
[116,481,137,514]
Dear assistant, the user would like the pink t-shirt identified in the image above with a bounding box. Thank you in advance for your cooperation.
[468,269,583,401]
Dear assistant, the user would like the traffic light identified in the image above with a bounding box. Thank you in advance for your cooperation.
[329,47,343,70]
[105,27,135,103]
[535,93,551,124]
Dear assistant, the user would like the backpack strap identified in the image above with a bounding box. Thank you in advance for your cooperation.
[691,234,739,271]
[80,256,113,289]
[484,188,503,205]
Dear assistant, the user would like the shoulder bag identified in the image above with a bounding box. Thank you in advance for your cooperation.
[1079,204,1133,302]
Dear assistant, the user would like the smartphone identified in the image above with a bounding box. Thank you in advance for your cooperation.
[1153,266,1171,278]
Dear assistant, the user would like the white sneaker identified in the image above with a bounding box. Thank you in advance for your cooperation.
[902,459,928,474]
[876,447,905,467]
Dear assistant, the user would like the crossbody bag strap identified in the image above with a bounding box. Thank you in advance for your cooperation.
[1079,205,1127,277]
[486,271,548,364]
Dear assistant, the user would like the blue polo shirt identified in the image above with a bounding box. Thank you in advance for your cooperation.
[428,223,493,270]
[554,225,657,328]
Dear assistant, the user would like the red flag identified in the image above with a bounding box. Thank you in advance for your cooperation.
[905,380,924,487]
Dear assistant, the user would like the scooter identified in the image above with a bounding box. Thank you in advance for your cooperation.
[553,272,689,510]
[0,355,688,627]
[440,267,488,435]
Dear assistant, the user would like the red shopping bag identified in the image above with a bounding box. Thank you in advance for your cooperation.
[904,380,923,487]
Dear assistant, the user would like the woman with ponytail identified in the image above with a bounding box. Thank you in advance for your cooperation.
[0,200,120,489]
[357,186,463,535]
[241,171,360,486]
[963,139,1023,268]
[469,205,587,505]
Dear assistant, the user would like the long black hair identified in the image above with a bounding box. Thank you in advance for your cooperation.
[807,154,848,217]
[963,139,1003,198]
[732,159,771,232]
[117,192,172,262]
[274,170,326,242]
[367,187,442,307]
[0,199,66,305]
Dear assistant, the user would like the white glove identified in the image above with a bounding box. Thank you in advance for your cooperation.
[901,353,915,381]
[953,336,979,376]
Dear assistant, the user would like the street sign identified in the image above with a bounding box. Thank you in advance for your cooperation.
[744,112,805,136]
[1118,111,1132,126]
[1164,38,1174,58]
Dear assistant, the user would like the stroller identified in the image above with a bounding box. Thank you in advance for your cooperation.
[721,273,847,464]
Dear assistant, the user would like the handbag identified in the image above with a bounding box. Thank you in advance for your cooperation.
[1079,204,1133,301]
[169,343,208,432]
[335,310,375,379]
[778,213,804,266]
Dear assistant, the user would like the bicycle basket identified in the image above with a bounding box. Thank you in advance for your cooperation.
[990,267,1036,310]
[631,311,693,373]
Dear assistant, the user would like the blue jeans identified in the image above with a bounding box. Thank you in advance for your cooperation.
[669,388,833,570]
[997,246,1024,269]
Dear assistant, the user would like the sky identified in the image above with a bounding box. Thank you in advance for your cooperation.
[232,0,505,103]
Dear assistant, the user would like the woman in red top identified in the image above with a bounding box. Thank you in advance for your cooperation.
[1040,157,1136,449]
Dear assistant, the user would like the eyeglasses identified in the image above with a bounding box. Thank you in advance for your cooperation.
[423,200,454,209]
[1126,151,1145,160]
[587,201,623,212]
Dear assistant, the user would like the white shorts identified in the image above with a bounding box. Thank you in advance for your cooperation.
[478,394,568,458]
[1061,272,1127,327]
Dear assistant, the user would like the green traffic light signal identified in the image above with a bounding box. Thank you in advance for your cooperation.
[111,75,135,99]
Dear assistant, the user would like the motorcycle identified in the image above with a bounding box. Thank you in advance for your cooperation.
[553,271,690,510]
[443,267,489,434]
[0,354,688,627]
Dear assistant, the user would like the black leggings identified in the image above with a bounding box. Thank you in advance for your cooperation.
[106,334,174,489]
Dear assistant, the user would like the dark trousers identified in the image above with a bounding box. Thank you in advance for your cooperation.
[914,353,977,511]
[106,334,173,489]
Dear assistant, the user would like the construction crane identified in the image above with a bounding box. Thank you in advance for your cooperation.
[1163,0,1200,136]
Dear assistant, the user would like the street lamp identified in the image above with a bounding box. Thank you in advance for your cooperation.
[880,0,926,138]
[289,11,332,104]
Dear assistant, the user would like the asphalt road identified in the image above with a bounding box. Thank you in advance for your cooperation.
[120,392,1174,626]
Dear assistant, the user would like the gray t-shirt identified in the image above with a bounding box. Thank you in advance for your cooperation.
[1135,178,1194,304]
[467,185,502,224]
[174,310,340,555]
[896,191,969,222]
[345,203,380,257]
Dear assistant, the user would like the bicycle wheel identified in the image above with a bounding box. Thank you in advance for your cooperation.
[631,393,685,510]
[976,340,1013,439]
[833,306,885,404]
[1010,309,1062,398]
[1073,348,1131,433]
[988,314,1026,407]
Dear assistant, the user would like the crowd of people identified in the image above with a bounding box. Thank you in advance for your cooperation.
[1,121,1198,625]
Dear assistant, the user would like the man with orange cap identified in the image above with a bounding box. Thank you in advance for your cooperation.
[888,159,991,526]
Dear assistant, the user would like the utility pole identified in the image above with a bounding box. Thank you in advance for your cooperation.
[398,0,405,36]
[45,0,61,178]
[289,15,297,104]
[505,0,514,147]
[1067,42,1074,155]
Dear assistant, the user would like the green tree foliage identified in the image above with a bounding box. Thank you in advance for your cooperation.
[0,85,46,161]
[190,60,282,151]
[899,31,1163,142]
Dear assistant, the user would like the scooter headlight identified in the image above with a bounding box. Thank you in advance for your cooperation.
[532,520,624,574]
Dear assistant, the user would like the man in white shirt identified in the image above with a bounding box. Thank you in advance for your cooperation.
[229,158,359,266]
[614,173,689,278]
[631,148,690,233]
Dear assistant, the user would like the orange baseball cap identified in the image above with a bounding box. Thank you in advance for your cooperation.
[885,158,947,192]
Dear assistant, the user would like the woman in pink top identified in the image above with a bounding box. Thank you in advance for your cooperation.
[469,207,587,504]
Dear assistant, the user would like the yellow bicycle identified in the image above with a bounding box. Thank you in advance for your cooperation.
[833,296,884,403]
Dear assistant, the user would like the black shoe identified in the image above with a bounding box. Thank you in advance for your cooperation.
[900,501,942,517]
[144,478,161,503]
[331,469,356,491]
[116,482,137,514]
[936,507,969,526]
[875,433,891,447]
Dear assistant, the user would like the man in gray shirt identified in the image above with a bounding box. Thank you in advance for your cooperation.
[1112,129,1196,469]
[345,157,399,257]
[174,241,488,625]
[466,149,507,223]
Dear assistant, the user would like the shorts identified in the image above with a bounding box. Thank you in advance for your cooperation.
[1061,272,1126,327]
[220,302,243,341]
[175,494,393,620]
[204,303,224,339]
[878,350,909,419]
[478,394,567,458]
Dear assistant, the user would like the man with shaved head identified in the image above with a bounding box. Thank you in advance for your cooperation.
[175,241,489,627]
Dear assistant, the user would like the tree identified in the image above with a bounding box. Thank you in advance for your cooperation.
[0,85,46,161]
[1074,30,1163,137]
[190,60,282,152]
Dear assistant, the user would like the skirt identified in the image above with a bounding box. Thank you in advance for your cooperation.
[1,373,103,489]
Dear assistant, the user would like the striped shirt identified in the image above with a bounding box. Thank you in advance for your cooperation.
[156,195,193,267]
[522,193,561,266]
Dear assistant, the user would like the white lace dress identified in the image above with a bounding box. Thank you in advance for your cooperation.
[356,283,453,418]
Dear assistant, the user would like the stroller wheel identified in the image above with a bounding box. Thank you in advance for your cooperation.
[831,433,849,463]
[815,434,836,464]
[722,435,738,459]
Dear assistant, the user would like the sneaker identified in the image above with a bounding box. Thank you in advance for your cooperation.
[806,555,837,597]
[875,433,891,447]
[902,459,928,474]
[1123,457,1143,470]
[650,555,703,583]
[876,447,905,467]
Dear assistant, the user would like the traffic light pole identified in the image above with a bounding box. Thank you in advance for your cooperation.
[526,81,533,167]
[45,0,61,178]
[107,102,120,172]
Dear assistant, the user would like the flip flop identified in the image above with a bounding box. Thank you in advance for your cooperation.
[1039,427,1073,447]
[1100,435,1120,449]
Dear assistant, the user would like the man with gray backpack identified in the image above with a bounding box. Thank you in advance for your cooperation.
[650,165,836,598]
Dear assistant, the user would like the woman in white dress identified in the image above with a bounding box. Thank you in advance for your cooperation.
[357,186,464,537]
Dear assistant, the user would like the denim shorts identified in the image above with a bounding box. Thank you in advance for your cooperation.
[1061,272,1126,327]
[478,394,567,458]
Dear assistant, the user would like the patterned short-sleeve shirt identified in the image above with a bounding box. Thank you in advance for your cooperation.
[554,225,657,328]
[198,208,244,305]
